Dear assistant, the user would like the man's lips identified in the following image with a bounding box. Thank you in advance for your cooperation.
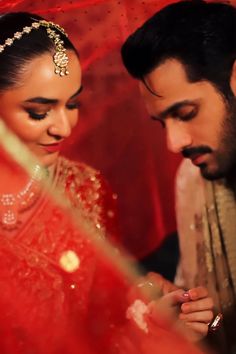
[39,142,62,153]
[189,153,208,165]
[182,147,213,166]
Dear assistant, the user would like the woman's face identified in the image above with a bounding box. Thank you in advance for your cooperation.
[0,50,82,167]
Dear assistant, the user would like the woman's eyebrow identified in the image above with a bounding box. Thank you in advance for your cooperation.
[23,85,84,105]
[70,85,83,99]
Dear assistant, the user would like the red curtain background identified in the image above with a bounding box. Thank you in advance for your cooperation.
[0,0,182,258]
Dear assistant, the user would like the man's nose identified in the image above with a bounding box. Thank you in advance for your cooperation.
[166,120,192,153]
[49,110,72,139]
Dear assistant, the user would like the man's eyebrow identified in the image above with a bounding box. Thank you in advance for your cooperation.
[24,85,84,104]
[151,100,197,121]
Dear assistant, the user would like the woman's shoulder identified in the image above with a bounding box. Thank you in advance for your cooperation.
[57,156,116,202]
[58,156,102,185]
[57,157,118,235]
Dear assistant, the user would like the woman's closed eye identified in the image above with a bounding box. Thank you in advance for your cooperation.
[66,101,81,110]
[26,108,49,120]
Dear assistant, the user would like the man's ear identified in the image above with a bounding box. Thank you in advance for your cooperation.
[230,60,236,95]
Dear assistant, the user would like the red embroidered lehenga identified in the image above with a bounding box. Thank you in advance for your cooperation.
[0,155,203,354]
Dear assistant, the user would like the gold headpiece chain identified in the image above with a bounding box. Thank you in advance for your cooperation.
[0,19,69,77]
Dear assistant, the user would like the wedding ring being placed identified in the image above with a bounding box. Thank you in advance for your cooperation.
[208,313,223,333]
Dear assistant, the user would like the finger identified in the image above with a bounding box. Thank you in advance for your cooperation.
[147,289,189,321]
[159,289,190,307]
[168,289,190,306]
[179,310,214,323]
[162,279,179,295]
[147,272,164,284]
[181,297,214,313]
[147,272,177,294]
[188,286,208,300]
[128,274,163,302]
[185,321,209,337]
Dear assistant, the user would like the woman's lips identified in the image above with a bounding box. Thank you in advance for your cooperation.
[40,142,62,153]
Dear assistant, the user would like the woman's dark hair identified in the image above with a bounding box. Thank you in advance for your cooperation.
[121,1,236,98]
[0,12,78,91]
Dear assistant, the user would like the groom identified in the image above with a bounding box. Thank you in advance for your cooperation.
[121,1,236,353]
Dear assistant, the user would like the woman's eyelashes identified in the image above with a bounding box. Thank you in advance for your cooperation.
[66,101,81,110]
[26,109,48,120]
[25,101,81,120]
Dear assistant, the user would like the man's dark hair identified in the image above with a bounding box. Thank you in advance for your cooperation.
[121,1,236,97]
[0,12,78,92]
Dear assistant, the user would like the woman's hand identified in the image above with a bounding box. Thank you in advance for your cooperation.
[148,286,214,342]
[178,286,214,342]
[127,272,178,304]
[127,273,214,342]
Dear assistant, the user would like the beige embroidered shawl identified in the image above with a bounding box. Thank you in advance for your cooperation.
[175,159,236,354]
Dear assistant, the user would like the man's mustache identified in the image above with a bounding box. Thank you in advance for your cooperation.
[182,146,213,158]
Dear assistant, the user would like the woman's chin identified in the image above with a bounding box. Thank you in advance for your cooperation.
[38,152,60,167]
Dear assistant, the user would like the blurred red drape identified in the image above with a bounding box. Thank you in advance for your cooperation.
[0,0,182,258]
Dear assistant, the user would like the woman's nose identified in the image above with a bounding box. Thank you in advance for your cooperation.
[48,110,72,139]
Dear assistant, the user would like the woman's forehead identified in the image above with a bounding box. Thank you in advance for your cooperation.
[5,51,82,99]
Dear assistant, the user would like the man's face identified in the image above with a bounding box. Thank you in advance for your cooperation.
[140,59,236,180]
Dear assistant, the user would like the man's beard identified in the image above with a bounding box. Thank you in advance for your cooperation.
[182,97,236,181]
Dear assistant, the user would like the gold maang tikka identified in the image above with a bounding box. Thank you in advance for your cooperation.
[0,19,69,76]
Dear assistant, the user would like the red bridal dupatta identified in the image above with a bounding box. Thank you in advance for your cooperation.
[0,147,204,354]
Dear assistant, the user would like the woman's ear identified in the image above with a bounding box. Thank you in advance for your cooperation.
[230,60,236,95]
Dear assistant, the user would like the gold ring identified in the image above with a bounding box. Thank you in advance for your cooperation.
[208,313,223,333]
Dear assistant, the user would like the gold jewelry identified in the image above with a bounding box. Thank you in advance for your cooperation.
[0,19,69,77]
[39,20,69,76]
[0,165,47,230]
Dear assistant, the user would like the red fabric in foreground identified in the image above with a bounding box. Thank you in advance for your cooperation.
[0,151,204,354]
[0,0,182,257]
